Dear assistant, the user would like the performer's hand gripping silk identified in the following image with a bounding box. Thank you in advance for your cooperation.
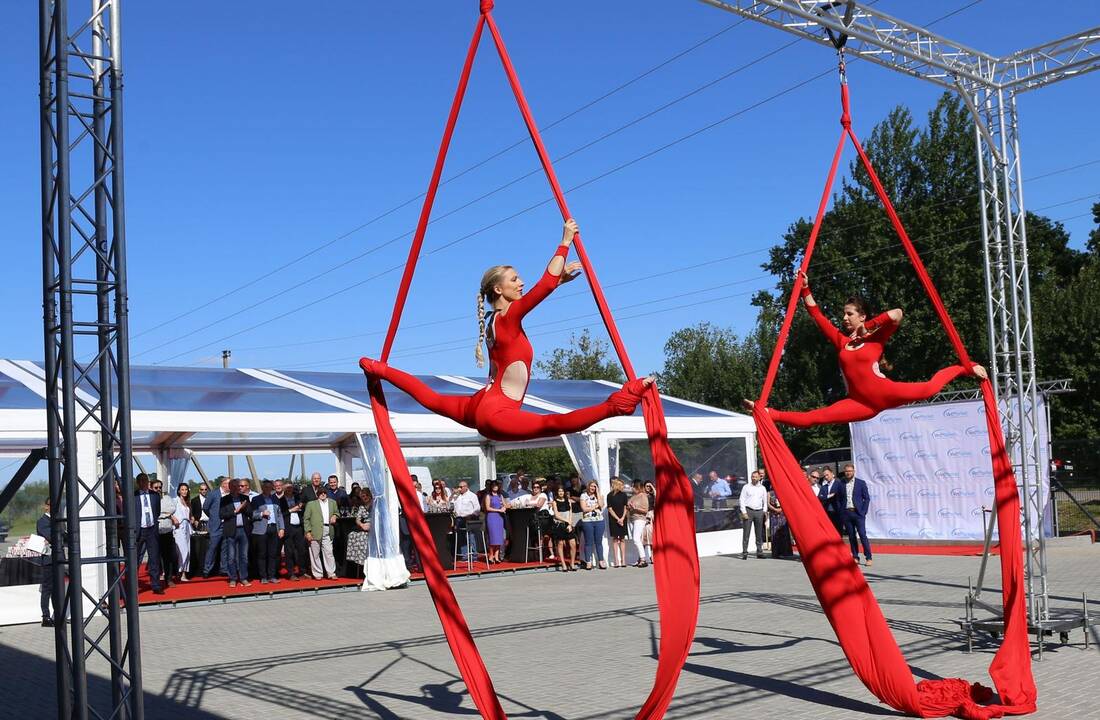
[361,219,653,442]
[745,271,987,427]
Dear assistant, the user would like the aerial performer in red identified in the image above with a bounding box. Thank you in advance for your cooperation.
[744,270,987,426]
[360,218,652,442]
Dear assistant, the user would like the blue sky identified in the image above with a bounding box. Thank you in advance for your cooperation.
[1,1,1097,479]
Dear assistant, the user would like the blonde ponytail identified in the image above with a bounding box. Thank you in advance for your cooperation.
[476,264,513,369]
[475,292,487,368]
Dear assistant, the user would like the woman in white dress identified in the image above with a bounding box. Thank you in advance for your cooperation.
[172,484,196,582]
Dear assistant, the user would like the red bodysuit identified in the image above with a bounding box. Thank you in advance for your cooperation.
[361,245,647,442]
[769,301,969,428]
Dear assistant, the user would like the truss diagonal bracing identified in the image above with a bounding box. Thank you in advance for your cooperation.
[39,0,143,718]
[699,0,1100,632]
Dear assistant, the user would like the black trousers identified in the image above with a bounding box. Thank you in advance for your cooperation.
[283,524,306,573]
[135,525,162,590]
[256,527,279,580]
[159,532,177,580]
[40,562,53,619]
[398,513,419,569]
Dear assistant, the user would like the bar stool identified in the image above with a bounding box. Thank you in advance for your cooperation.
[453,516,488,572]
[525,513,546,563]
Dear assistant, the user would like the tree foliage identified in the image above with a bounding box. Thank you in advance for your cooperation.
[535,329,625,382]
[658,322,762,412]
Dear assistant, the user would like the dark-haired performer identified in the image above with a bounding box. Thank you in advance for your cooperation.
[745,271,986,427]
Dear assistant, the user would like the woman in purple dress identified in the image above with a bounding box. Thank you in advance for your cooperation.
[483,480,507,564]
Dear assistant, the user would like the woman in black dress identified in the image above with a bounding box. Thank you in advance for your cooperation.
[551,486,578,571]
[605,477,629,568]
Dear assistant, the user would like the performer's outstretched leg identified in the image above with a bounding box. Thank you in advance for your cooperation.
[476,378,651,442]
[765,398,878,428]
[874,364,970,407]
[360,358,477,427]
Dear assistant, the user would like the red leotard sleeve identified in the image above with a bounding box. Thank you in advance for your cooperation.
[863,311,899,344]
[507,244,570,322]
[804,301,845,350]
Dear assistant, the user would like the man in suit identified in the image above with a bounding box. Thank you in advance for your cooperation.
[277,480,307,580]
[325,474,350,512]
[134,473,165,594]
[832,463,873,566]
[301,472,325,505]
[819,467,842,533]
[304,486,339,580]
[251,480,285,583]
[202,477,229,578]
[36,500,55,626]
[191,482,209,528]
[219,478,253,587]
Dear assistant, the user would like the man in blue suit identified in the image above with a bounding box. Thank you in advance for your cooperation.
[135,473,166,594]
[202,477,230,578]
[831,463,873,566]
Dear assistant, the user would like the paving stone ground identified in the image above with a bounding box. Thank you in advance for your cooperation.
[1,537,1097,719]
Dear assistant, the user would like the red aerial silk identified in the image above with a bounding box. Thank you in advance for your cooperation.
[753,76,1037,719]
[364,2,700,718]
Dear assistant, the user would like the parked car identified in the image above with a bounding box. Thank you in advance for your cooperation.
[1050,458,1074,484]
[800,447,852,477]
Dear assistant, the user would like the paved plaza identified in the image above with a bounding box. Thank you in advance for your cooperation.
[2,537,1097,719]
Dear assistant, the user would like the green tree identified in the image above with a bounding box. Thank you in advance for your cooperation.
[658,322,762,411]
[535,329,625,382]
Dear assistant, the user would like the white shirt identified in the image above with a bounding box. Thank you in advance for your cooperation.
[452,491,480,518]
[319,498,331,526]
[844,478,856,509]
[139,493,154,528]
[739,482,767,513]
[810,482,821,497]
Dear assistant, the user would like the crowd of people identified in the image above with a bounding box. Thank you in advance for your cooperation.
[104,461,871,608]
[131,471,375,592]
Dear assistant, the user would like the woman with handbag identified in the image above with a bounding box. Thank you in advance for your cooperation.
[579,481,607,570]
[551,486,577,571]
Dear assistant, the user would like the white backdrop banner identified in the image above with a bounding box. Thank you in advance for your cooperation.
[851,397,1048,541]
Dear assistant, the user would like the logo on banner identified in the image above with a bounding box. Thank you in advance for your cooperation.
[888,527,908,538]
[918,528,937,539]
[905,508,929,519]
[873,472,895,482]
[981,446,992,457]
[883,451,905,461]
[977,405,986,415]
[938,508,963,518]
[875,509,898,519]
[913,450,938,460]
[869,434,890,444]
[910,411,935,422]
[916,488,941,498]
[971,507,985,517]
[899,431,923,441]
[935,469,960,481]
[965,426,987,437]
[950,487,976,497]
[947,447,973,458]
[984,486,996,498]
[943,408,968,418]
[880,416,902,425]
[903,470,928,482]
[886,489,912,499]
[969,467,994,479]
[951,528,974,538]
[932,429,959,440]
[856,452,873,464]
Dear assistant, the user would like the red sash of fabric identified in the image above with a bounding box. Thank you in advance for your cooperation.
[754,79,1037,719]
[366,3,700,718]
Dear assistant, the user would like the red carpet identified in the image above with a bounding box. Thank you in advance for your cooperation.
[135,558,553,605]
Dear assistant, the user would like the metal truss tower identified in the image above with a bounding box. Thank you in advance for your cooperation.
[700,0,1100,628]
[39,0,142,718]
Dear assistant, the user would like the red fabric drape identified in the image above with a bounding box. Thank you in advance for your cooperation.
[365,4,700,719]
[754,80,1037,719]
